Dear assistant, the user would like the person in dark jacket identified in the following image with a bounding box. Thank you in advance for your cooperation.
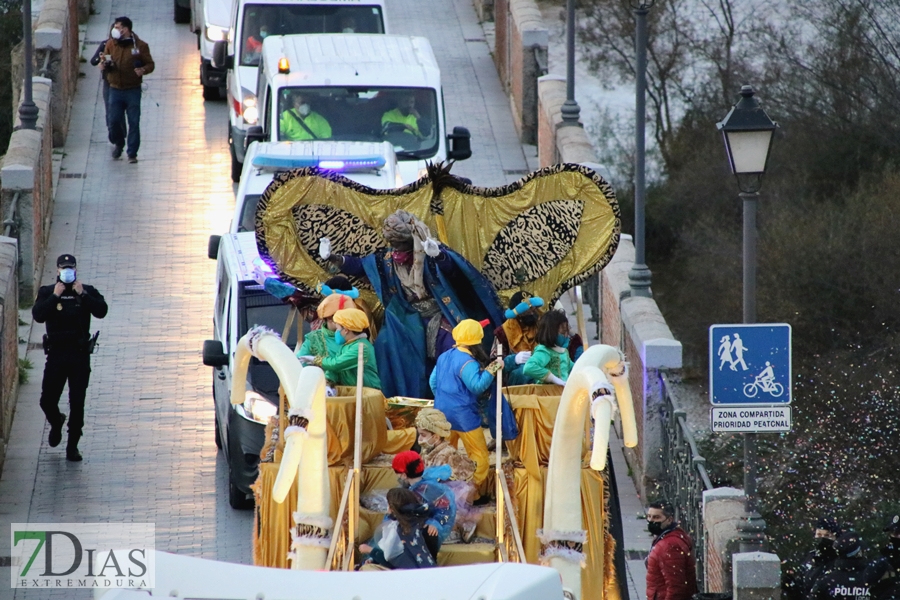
[812,532,875,600]
[865,516,900,600]
[645,500,698,600]
[792,517,843,598]
[359,487,437,570]
[32,254,108,461]
[88,30,113,127]
[99,16,154,163]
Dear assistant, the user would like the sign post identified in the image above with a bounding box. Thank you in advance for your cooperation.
[709,323,792,432]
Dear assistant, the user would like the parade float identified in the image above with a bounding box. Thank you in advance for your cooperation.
[240,162,636,600]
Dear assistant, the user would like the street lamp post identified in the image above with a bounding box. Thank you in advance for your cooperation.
[628,1,655,297]
[560,0,581,125]
[18,0,39,130]
[716,84,778,553]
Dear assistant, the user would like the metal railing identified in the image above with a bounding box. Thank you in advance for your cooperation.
[659,371,713,587]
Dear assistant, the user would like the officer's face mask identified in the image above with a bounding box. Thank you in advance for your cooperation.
[297,103,311,117]
[815,537,835,552]
[59,268,76,284]
[110,27,122,40]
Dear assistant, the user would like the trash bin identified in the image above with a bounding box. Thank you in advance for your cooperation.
[692,594,732,600]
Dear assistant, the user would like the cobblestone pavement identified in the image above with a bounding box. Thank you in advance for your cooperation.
[0,0,532,597]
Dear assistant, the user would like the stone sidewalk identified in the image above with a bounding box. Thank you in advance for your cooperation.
[0,0,653,598]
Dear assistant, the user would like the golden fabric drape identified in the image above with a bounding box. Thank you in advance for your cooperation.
[255,165,619,306]
[324,387,415,466]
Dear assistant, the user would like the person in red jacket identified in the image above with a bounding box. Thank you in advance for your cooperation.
[645,500,698,600]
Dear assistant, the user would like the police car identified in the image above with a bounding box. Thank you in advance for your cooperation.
[203,141,399,509]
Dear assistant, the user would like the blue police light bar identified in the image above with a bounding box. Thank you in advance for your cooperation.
[251,154,386,172]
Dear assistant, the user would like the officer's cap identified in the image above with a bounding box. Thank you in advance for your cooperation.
[884,515,900,534]
[834,532,862,557]
[815,517,842,535]
[57,254,76,268]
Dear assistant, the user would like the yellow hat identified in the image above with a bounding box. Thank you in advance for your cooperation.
[316,293,356,319]
[452,319,484,346]
[415,408,452,438]
[333,308,369,333]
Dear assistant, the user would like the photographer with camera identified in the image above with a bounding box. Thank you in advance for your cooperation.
[32,255,108,462]
[100,16,154,164]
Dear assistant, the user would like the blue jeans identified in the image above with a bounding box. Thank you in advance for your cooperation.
[107,87,142,157]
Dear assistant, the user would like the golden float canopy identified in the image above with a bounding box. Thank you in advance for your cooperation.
[254,163,620,307]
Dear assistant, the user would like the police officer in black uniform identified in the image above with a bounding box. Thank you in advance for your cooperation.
[32,254,108,461]
[865,516,900,600]
[812,531,875,600]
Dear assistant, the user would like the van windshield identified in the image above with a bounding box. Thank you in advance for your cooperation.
[240,5,384,66]
[277,86,440,159]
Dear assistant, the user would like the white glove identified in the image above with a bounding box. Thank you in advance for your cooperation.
[514,351,532,365]
[545,373,565,386]
[297,355,316,364]
[251,266,267,286]
[422,237,440,258]
[318,237,332,260]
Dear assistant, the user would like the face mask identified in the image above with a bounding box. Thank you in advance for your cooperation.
[59,268,76,284]
[518,314,537,327]
[816,538,835,552]
[556,334,570,349]
[342,27,354,33]
[111,28,121,40]
[647,521,665,536]
[259,30,268,38]
[392,250,413,265]
[333,329,345,345]
[297,103,311,117]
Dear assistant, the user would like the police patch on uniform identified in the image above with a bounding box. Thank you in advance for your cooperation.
[57,303,62,311]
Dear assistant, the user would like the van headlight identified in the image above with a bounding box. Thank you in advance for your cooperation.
[205,24,228,42]
[242,96,258,125]
[242,390,277,424]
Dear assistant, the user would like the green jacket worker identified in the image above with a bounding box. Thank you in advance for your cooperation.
[280,94,331,141]
[382,94,423,138]
[299,308,381,390]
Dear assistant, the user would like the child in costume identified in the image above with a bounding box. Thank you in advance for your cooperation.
[523,309,575,386]
[416,407,480,542]
[294,290,357,363]
[392,450,456,555]
[429,319,502,496]
[359,487,437,570]
[299,308,381,390]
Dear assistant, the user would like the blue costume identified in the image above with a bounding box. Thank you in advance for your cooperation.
[410,465,457,545]
[430,348,495,432]
[341,248,503,398]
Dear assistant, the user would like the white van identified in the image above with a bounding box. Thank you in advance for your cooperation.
[213,0,389,181]
[190,0,234,100]
[203,139,398,508]
[244,34,473,187]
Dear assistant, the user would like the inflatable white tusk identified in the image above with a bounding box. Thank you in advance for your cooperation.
[607,362,637,449]
[589,396,612,471]
[273,429,305,504]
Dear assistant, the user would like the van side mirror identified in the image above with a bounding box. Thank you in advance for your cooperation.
[212,41,233,70]
[447,126,472,161]
[208,235,221,260]
[245,126,267,150]
[202,340,229,367]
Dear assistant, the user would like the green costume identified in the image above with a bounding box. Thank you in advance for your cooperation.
[279,109,332,141]
[381,108,421,137]
[523,344,574,383]
[318,337,381,390]
[295,328,341,361]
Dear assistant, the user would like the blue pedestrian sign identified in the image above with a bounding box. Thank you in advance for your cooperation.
[709,323,791,405]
